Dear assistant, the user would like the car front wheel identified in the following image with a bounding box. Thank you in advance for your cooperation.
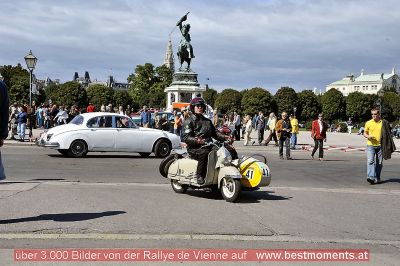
[67,140,88,158]
[154,139,171,158]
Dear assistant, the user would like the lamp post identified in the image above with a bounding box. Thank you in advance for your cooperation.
[293,107,297,117]
[24,50,38,108]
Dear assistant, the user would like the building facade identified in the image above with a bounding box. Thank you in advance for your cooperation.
[326,68,400,96]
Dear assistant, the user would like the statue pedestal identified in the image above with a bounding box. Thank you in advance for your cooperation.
[164,70,205,110]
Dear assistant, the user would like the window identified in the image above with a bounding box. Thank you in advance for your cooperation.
[116,116,137,128]
[70,115,83,125]
[87,116,113,128]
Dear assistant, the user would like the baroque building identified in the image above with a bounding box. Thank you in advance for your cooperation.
[326,67,400,96]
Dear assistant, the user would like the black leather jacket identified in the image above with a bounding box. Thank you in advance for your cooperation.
[183,113,226,149]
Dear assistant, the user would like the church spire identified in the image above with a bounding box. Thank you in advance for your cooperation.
[164,37,175,73]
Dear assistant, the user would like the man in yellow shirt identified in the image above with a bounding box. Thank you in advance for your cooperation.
[290,114,299,150]
[363,108,383,184]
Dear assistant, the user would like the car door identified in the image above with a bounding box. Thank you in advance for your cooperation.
[86,115,116,150]
[114,116,144,152]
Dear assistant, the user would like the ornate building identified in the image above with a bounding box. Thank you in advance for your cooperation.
[326,67,400,96]
[163,38,175,73]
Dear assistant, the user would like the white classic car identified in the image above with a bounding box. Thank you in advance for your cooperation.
[37,112,181,158]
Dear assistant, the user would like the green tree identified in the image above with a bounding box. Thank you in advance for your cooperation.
[241,87,274,115]
[0,64,30,104]
[382,91,399,121]
[9,78,29,104]
[321,89,346,121]
[346,92,374,122]
[51,81,87,108]
[128,63,172,108]
[113,90,133,109]
[297,90,321,121]
[214,89,242,114]
[44,83,61,104]
[203,87,218,107]
[274,86,299,115]
[86,84,114,108]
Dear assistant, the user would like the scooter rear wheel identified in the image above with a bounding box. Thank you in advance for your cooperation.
[171,180,188,194]
[221,178,241,202]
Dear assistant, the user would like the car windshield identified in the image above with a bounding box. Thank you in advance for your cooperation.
[69,115,84,125]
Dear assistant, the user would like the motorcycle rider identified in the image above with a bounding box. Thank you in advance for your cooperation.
[182,97,226,185]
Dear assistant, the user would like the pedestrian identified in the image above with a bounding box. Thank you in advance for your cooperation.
[233,111,241,141]
[86,102,96,113]
[118,106,125,115]
[276,112,292,160]
[290,114,299,150]
[347,117,353,134]
[256,111,266,145]
[140,106,151,128]
[243,115,253,146]
[0,80,9,181]
[154,111,160,129]
[311,113,328,161]
[264,112,278,146]
[8,102,18,140]
[17,105,28,142]
[363,108,396,184]
[173,111,182,136]
[36,104,43,128]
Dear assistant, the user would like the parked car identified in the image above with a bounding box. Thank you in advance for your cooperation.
[36,112,181,158]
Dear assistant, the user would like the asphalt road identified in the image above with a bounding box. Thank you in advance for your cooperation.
[1,145,399,265]
[3,145,400,189]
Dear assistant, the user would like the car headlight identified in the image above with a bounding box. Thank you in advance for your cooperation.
[46,134,53,141]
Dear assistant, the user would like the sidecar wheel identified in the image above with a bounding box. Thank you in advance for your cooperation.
[159,154,182,178]
[221,178,241,202]
[171,180,188,194]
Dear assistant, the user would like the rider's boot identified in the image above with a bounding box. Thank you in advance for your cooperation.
[196,175,205,185]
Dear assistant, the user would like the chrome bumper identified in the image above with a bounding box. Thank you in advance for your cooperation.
[36,139,60,148]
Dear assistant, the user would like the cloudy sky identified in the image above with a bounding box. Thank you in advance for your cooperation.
[1,0,399,93]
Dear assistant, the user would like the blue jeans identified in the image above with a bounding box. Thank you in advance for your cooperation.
[367,145,382,180]
[0,150,5,180]
[17,122,26,140]
[290,133,297,148]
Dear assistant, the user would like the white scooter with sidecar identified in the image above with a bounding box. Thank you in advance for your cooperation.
[159,140,271,202]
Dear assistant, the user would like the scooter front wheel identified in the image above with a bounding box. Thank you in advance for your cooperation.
[221,178,241,202]
[171,180,188,194]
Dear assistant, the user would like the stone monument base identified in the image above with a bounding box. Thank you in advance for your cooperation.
[164,70,205,110]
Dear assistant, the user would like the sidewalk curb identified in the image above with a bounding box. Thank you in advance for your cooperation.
[3,141,37,147]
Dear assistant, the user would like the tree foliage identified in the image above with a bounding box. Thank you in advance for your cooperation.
[346,92,375,122]
[113,90,134,110]
[241,87,274,115]
[274,86,299,115]
[214,89,242,114]
[86,84,115,108]
[50,81,87,107]
[203,87,218,107]
[382,92,400,121]
[321,89,346,121]
[297,90,321,121]
[0,64,30,104]
[128,63,172,108]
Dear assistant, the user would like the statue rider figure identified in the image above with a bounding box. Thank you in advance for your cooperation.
[176,12,194,70]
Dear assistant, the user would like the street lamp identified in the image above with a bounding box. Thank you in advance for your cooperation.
[293,107,297,117]
[24,50,38,107]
